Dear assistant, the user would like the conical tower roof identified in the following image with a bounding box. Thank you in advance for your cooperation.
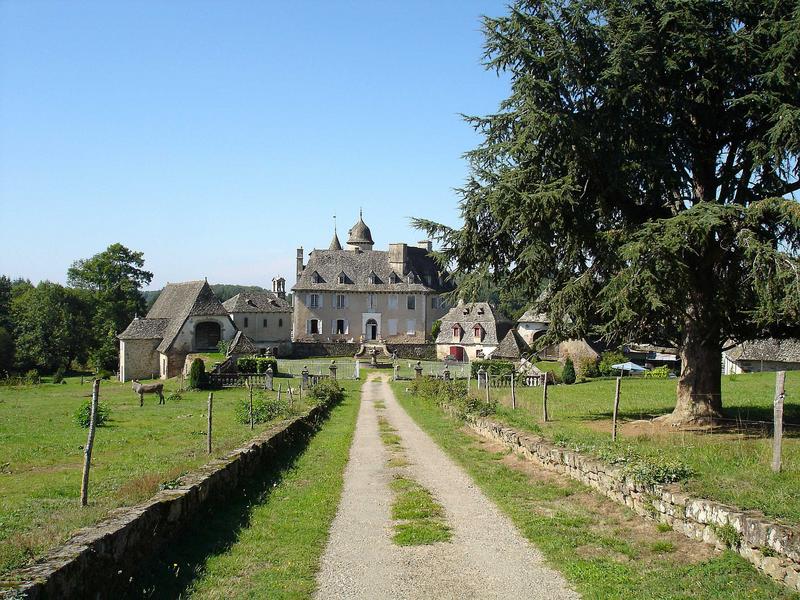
[329,231,342,250]
[347,210,374,245]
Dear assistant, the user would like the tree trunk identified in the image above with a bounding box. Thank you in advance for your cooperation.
[664,318,723,425]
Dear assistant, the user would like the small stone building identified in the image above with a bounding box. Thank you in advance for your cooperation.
[222,284,292,356]
[435,301,513,361]
[723,338,800,374]
[517,308,550,346]
[491,329,531,361]
[118,280,237,381]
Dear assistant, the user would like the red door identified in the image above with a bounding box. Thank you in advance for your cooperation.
[450,346,464,362]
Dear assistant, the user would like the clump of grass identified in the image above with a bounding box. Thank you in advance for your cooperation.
[373,400,386,409]
[656,522,672,533]
[650,540,676,553]
[712,523,742,549]
[390,476,451,546]
[387,455,410,468]
[378,417,403,448]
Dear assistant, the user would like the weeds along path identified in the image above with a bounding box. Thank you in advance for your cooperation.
[315,374,578,600]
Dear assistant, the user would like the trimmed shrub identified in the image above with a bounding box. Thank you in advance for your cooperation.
[576,355,599,379]
[308,379,344,406]
[52,367,66,384]
[24,369,40,385]
[74,399,110,428]
[470,359,514,378]
[644,365,670,379]
[255,356,278,375]
[562,357,576,385]
[236,356,258,373]
[235,393,289,424]
[188,358,207,390]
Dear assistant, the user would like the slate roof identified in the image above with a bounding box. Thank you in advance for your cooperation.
[293,247,450,293]
[518,308,550,324]
[435,302,513,346]
[329,231,343,251]
[347,213,374,245]
[227,331,259,356]
[492,329,531,360]
[118,318,169,340]
[725,338,800,363]
[223,291,292,314]
[139,280,231,353]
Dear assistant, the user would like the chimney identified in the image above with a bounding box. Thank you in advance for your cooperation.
[296,247,304,283]
[272,276,286,299]
[388,243,408,275]
[417,240,432,252]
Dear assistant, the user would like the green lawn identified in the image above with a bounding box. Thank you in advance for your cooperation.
[126,379,363,599]
[392,383,799,599]
[468,371,800,523]
[0,376,324,577]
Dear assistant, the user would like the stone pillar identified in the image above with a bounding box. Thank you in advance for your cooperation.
[266,365,274,391]
[355,360,360,380]
[301,366,309,390]
[414,361,423,380]
[443,365,451,381]
[478,366,487,389]
[329,360,337,380]
[393,364,399,381]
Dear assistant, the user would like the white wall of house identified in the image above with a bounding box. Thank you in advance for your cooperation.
[118,339,160,382]
[517,321,549,345]
[229,311,291,344]
[170,315,238,353]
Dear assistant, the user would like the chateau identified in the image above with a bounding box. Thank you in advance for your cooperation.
[292,212,451,345]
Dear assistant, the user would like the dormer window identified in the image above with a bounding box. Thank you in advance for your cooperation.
[389,272,400,284]
[311,271,322,284]
[477,306,485,315]
[453,324,463,341]
[368,271,378,284]
[338,271,347,284]
[407,271,416,284]
[473,324,484,341]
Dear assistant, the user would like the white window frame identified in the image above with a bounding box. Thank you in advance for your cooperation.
[388,294,398,309]
[336,294,346,309]
[406,319,416,335]
[309,293,320,308]
[368,293,377,310]
[407,295,416,310]
[388,319,398,336]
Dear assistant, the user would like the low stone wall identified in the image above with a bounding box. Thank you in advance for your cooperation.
[290,342,436,361]
[465,414,800,592]
[388,343,436,361]
[1,400,338,599]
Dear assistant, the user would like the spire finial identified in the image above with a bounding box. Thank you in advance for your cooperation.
[360,207,363,219]
[333,213,337,234]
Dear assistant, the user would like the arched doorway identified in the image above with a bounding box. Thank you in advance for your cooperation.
[195,321,221,350]
[366,319,378,341]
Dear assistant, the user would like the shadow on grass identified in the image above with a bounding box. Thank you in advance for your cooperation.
[118,419,325,599]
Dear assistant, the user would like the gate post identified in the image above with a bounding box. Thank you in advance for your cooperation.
[301,366,309,390]
[329,360,337,380]
[414,361,423,380]
[265,365,274,391]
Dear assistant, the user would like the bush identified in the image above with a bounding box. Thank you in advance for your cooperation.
[217,339,231,356]
[235,393,290,424]
[95,369,113,380]
[576,355,599,378]
[52,367,66,384]
[308,379,345,406]
[411,377,494,419]
[188,358,207,390]
[430,319,441,341]
[562,357,576,384]
[237,356,257,373]
[74,399,110,428]
[644,365,670,379]
[599,350,626,376]
[470,359,514,378]
[166,391,182,402]
[24,369,40,385]
[622,456,694,486]
[255,356,278,375]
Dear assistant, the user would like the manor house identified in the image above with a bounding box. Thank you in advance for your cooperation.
[292,212,451,344]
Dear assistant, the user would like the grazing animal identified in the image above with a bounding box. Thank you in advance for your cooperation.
[132,380,165,406]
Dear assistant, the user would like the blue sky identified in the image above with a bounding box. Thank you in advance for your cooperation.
[0,0,509,290]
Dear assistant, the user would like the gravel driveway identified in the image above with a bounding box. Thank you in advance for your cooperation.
[314,375,579,599]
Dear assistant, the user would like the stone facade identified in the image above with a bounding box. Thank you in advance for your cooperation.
[292,213,450,346]
[463,413,800,592]
[118,338,160,381]
[223,286,292,356]
[435,301,512,361]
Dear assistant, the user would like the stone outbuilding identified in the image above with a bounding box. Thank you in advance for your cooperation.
[491,329,531,361]
[722,338,800,374]
[222,286,292,357]
[435,301,513,362]
[118,280,237,381]
[517,308,550,346]
[226,330,259,361]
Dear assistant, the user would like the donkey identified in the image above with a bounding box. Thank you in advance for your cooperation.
[132,380,165,406]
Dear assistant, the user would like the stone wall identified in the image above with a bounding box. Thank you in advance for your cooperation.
[464,414,800,592]
[1,400,338,599]
[388,343,436,360]
[118,338,160,382]
[290,342,436,360]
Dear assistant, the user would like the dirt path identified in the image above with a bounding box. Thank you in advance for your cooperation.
[314,375,579,599]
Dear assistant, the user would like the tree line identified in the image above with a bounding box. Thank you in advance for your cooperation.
[0,243,152,376]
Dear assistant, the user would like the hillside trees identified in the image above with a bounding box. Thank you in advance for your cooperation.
[416,0,800,424]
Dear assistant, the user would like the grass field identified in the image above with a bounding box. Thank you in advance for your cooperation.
[124,379,362,599]
[468,371,800,523]
[0,375,336,578]
[392,382,799,599]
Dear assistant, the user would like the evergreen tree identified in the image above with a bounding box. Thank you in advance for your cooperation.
[562,357,576,385]
[416,0,800,424]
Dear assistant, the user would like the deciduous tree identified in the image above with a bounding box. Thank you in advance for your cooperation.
[416,0,800,423]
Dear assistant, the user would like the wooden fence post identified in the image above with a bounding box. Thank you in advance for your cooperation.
[248,379,254,430]
[542,375,549,423]
[612,377,621,442]
[485,375,490,404]
[773,371,786,473]
[511,371,516,410]
[80,379,100,506]
[207,392,213,454]
[288,384,294,410]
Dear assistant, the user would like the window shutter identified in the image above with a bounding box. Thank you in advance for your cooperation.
[345,319,349,335]
[306,320,311,334]
[318,319,323,334]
